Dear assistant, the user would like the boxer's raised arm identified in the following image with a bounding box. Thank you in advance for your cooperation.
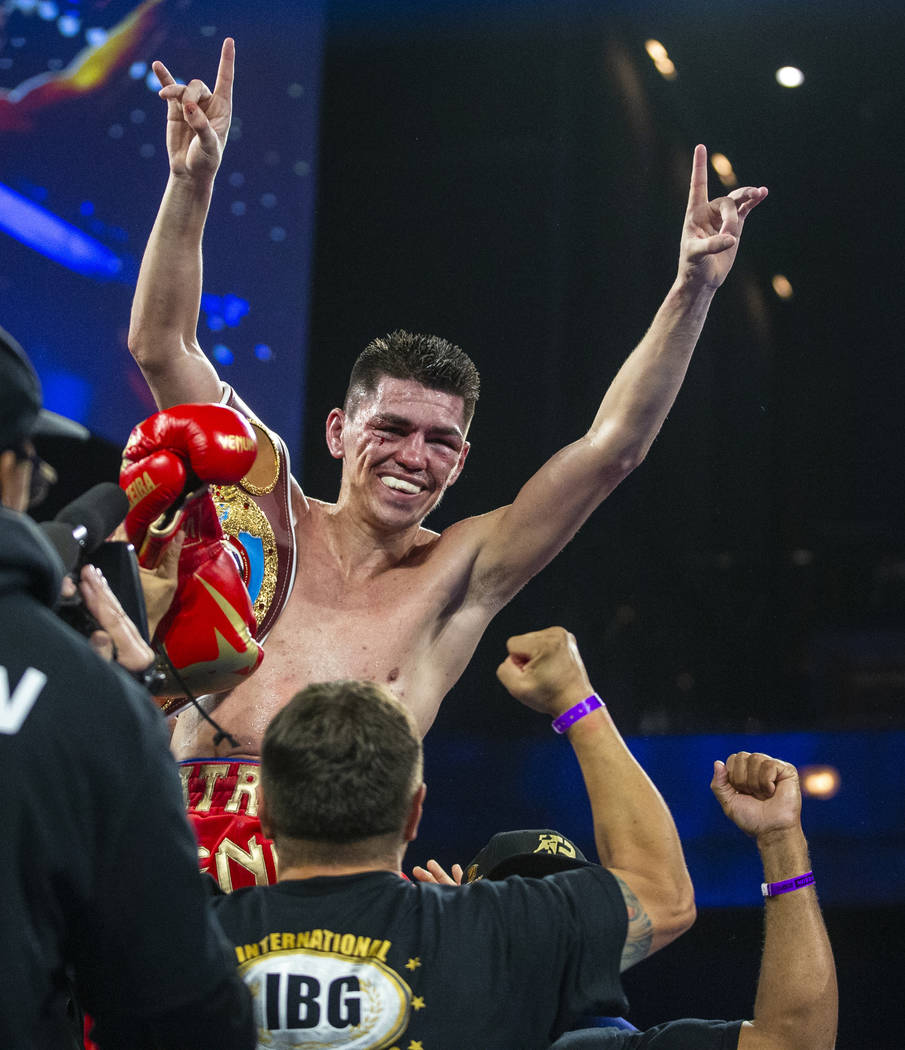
[128,39,235,409]
[465,147,767,609]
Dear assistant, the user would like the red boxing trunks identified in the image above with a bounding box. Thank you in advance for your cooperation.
[179,759,278,891]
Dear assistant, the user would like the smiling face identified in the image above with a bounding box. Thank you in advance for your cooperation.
[326,376,470,532]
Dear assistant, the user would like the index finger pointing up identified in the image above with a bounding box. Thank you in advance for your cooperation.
[687,143,709,208]
[152,59,176,89]
[213,36,235,104]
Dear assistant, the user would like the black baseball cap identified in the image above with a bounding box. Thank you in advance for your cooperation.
[0,325,88,450]
[463,829,590,883]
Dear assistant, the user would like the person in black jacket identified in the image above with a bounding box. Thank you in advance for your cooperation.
[0,324,255,1050]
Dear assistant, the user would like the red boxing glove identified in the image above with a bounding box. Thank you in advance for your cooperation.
[121,403,257,557]
[119,405,263,711]
[147,489,264,709]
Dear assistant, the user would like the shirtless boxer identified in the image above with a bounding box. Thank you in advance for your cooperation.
[128,39,766,888]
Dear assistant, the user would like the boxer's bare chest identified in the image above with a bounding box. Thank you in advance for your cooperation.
[171,502,485,758]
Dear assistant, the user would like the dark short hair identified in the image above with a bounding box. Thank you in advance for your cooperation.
[344,330,480,429]
[261,679,423,846]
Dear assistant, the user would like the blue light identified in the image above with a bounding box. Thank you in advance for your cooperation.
[222,294,250,327]
[41,369,91,425]
[38,1,59,21]
[57,13,80,37]
[130,61,148,80]
[0,182,124,279]
[78,201,94,216]
[201,293,250,331]
[212,344,234,365]
[254,343,273,361]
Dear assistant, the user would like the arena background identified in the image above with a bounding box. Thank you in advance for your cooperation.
[3,0,902,1043]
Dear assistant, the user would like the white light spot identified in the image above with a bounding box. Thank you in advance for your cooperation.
[38,1,59,21]
[130,109,147,124]
[200,25,217,37]
[139,143,156,158]
[228,171,246,188]
[107,123,124,139]
[130,61,148,80]
[293,160,311,177]
[260,192,277,208]
[800,765,840,799]
[85,27,108,47]
[231,201,247,216]
[776,66,805,88]
[269,226,287,242]
[57,13,80,37]
[287,82,304,99]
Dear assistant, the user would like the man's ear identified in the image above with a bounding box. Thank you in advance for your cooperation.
[0,448,24,511]
[403,783,427,844]
[325,408,346,460]
[445,441,470,488]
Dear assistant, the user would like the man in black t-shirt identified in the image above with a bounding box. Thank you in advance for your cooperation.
[419,750,837,1050]
[0,325,255,1050]
[209,626,698,1049]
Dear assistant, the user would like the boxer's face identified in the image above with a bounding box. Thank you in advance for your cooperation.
[327,376,470,530]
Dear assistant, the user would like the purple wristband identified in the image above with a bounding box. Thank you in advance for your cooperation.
[551,693,604,734]
[761,871,815,898]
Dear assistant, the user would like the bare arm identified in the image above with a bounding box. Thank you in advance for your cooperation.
[467,146,768,606]
[712,752,837,1050]
[497,627,696,970]
[128,38,235,409]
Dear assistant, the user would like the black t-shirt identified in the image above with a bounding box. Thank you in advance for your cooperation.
[211,865,629,1050]
[0,510,252,1050]
[550,1018,745,1049]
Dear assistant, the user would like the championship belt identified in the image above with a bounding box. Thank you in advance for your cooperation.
[214,386,298,640]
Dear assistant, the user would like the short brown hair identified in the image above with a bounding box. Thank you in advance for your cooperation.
[261,680,423,848]
[344,330,480,428]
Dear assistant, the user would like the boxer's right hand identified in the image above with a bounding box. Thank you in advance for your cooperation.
[496,627,594,717]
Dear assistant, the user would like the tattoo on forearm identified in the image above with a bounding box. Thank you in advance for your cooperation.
[614,874,653,971]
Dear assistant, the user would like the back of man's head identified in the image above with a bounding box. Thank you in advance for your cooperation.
[344,330,480,429]
[261,679,423,851]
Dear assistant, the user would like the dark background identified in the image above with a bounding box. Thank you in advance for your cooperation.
[309,0,905,744]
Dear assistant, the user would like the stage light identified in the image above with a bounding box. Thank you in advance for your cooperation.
[800,765,840,800]
[772,274,794,300]
[776,66,805,88]
[644,39,677,80]
[710,152,738,188]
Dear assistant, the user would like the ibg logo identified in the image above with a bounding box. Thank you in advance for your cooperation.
[241,948,411,1048]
